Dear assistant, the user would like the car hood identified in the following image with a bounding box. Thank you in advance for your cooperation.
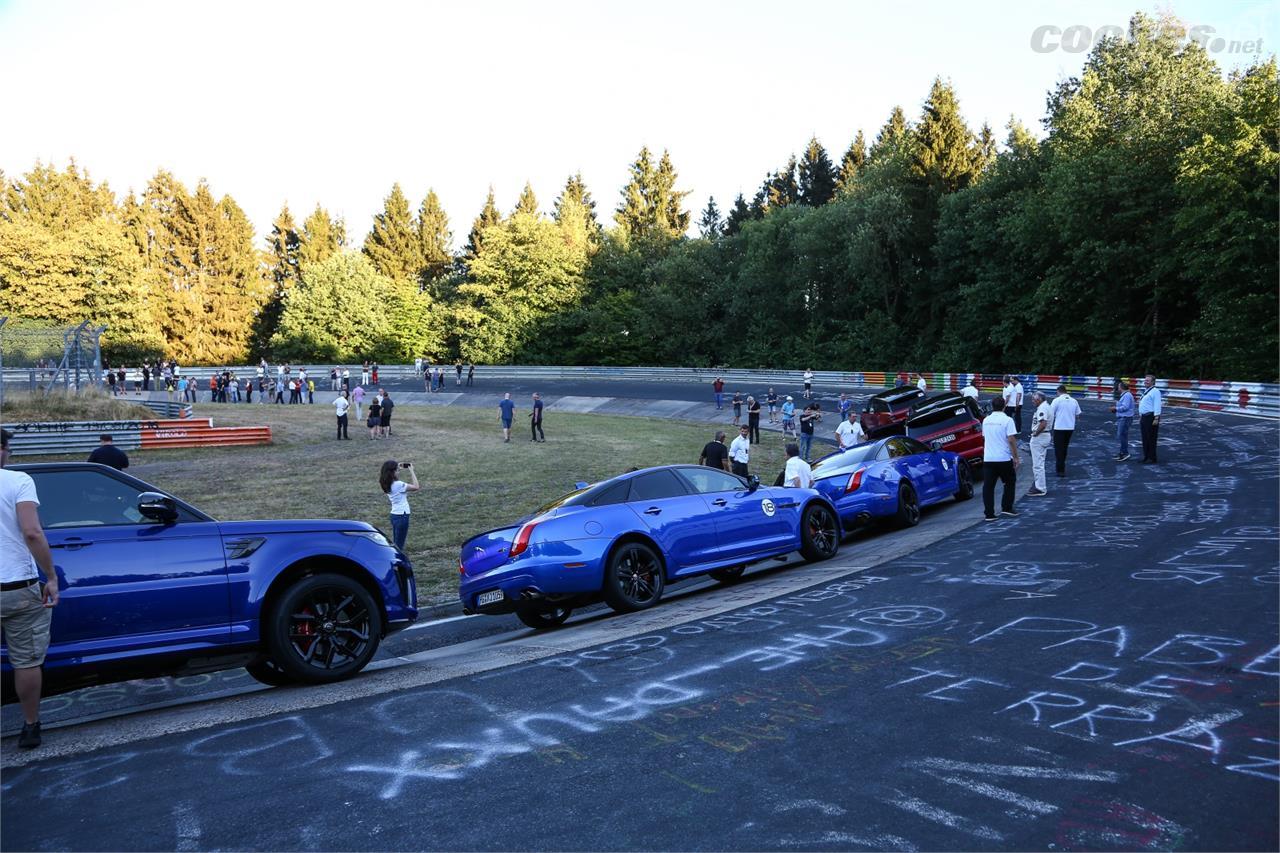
[214,519,378,536]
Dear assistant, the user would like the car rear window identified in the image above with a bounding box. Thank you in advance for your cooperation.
[908,405,977,434]
[810,443,880,478]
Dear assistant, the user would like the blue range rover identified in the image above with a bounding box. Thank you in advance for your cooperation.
[1,463,417,698]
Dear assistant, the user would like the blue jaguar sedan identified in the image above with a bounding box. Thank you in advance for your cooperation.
[808,436,973,530]
[459,465,841,629]
[1,463,417,700]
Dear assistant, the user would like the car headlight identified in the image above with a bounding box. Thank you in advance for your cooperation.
[344,530,391,548]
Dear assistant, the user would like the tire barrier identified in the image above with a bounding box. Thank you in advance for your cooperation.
[1,417,271,457]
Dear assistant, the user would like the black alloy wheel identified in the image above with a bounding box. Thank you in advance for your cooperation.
[267,573,381,684]
[603,542,666,613]
[799,503,840,562]
[516,605,573,630]
[896,481,921,528]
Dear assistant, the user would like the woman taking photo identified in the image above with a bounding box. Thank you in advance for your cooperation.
[379,460,419,551]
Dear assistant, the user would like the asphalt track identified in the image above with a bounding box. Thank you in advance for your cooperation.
[1,380,1277,851]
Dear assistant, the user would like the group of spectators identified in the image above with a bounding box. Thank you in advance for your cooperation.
[417,359,475,391]
[332,387,395,439]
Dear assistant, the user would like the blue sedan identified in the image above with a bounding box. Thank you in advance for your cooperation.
[809,436,974,530]
[459,465,841,629]
[1,463,417,700]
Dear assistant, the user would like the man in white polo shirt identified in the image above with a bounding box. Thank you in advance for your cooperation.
[784,443,814,488]
[1049,384,1082,477]
[728,425,752,478]
[961,377,979,400]
[981,397,1020,521]
[1138,374,1163,463]
[1027,391,1052,496]
[0,428,59,749]
[834,410,866,450]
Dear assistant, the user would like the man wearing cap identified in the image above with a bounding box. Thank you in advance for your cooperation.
[87,434,129,470]
[781,395,796,437]
[0,428,59,748]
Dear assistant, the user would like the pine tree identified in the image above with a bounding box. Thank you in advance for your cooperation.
[698,196,723,238]
[255,204,302,356]
[869,106,910,161]
[767,156,799,209]
[836,130,867,194]
[1005,118,1040,158]
[299,205,345,267]
[723,193,752,236]
[465,187,501,259]
[513,182,539,217]
[363,183,422,281]
[974,122,997,174]
[615,146,656,237]
[553,173,601,241]
[615,147,690,239]
[798,137,837,206]
[913,77,978,194]
[416,189,452,283]
[654,150,691,235]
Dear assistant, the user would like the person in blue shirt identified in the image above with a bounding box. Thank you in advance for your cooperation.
[1111,380,1136,461]
[1138,375,1162,463]
[499,393,515,443]
[780,396,796,437]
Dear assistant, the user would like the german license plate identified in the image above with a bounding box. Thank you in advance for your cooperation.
[477,589,504,607]
[936,433,956,444]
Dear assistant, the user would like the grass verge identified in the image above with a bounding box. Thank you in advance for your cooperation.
[1,389,155,423]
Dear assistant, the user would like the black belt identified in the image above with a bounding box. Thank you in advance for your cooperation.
[0,578,38,592]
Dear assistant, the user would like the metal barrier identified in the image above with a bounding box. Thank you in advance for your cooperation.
[2,417,270,457]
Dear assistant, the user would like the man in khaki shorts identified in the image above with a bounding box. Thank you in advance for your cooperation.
[0,428,59,748]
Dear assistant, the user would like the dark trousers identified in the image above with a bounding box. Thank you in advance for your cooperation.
[732,461,749,478]
[1052,429,1073,475]
[983,460,1016,517]
[748,415,760,443]
[1012,405,1023,434]
[1140,413,1159,462]
[531,419,544,441]
[336,414,348,439]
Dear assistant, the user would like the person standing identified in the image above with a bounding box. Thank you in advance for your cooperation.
[766,388,779,423]
[713,377,725,410]
[1011,376,1025,435]
[746,395,761,443]
[307,379,315,404]
[1027,391,1051,496]
[1,428,59,748]
[275,376,285,404]
[1002,375,1015,416]
[176,376,187,403]
[981,397,1020,521]
[371,363,379,386]
[499,393,515,443]
[731,391,743,426]
[916,373,927,392]
[141,363,151,391]
[783,443,814,488]
[1138,375,1162,464]
[352,384,365,421]
[467,363,475,386]
[342,368,351,391]
[961,377,979,400]
[834,410,866,450]
[529,393,545,442]
[334,391,350,440]
[798,403,821,461]
[1049,384,1082,477]
[837,393,851,420]
[361,361,370,387]
[331,366,340,391]
[456,360,463,386]
[1112,380,1136,461]
[87,434,129,470]
[803,368,814,399]
[728,425,752,477]
[379,460,419,552]
[366,394,382,439]
[379,389,395,437]
[699,431,730,471]
[781,396,796,437]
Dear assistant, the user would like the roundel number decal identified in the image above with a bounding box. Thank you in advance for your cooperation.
[761,499,776,517]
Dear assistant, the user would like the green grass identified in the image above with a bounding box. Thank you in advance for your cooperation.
[54,402,793,601]
[1,388,154,423]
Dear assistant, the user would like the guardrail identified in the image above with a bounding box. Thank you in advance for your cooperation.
[1,417,271,457]
[5,364,1275,418]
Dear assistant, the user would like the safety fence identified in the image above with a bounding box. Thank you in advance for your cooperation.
[2,417,272,457]
[5,364,1275,419]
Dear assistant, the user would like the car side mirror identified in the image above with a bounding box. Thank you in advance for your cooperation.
[930,440,943,452]
[138,492,178,524]
[747,475,761,493]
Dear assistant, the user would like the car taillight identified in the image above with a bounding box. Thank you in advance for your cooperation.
[459,557,465,576]
[510,521,537,557]
[845,468,865,493]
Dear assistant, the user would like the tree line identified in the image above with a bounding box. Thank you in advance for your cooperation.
[0,13,1274,379]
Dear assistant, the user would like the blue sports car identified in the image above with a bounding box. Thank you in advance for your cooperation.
[459,465,841,629]
[809,436,973,530]
[1,462,417,700]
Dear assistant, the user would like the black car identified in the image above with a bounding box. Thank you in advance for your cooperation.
[859,387,927,437]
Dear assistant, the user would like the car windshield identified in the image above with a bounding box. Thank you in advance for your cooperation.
[810,443,880,477]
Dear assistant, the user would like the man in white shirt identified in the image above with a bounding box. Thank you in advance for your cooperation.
[916,374,928,392]
[802,369,814,399]
[1049,384,1082,477]
[784,443,814,488]
[981,397,1020,521]
[1011,377,1025,434]
[333,391,351,440]
[1138,374,1163,463]
[834,410,866,450]
[728,425,752,478]
[1027,391,1052,496]
[0,429,59,749]
[961,378,979,400]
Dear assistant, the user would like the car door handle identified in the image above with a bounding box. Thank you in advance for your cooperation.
[711,498,728,507]
[51,538,93,550]
[643,507,662,515]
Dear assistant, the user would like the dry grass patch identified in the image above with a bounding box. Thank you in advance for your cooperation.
[1,389,155,423]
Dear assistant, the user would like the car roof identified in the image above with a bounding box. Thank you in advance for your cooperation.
[870,387,925,402]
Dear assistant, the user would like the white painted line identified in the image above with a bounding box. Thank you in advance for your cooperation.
[404,612,476,631]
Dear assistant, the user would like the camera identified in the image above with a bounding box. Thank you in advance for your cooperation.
[400,462,412,468]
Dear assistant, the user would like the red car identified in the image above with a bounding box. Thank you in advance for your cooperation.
[859,387,926,437]
[904,395,986,469]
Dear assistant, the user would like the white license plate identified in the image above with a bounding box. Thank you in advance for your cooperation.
[477,589,505,607]
[936,433,956,444]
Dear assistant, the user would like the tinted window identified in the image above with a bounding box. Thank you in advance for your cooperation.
[908,405,977,434]
[885,438,913,459]
[628,470,689,502]
[868,398,890,413]
[589,480,631,507]
[811,444,880,478]
[677,467,745,495]
[903,437,932,455]
[27,470,197,528]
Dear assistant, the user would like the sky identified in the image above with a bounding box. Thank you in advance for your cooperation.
[0,0,1274,246]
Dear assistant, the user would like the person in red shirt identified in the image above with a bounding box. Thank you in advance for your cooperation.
[713,377,725,410]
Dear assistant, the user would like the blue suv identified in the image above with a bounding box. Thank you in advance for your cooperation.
[1,463,417,699]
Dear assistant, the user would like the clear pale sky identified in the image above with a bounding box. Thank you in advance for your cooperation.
[1,0,1273,246]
